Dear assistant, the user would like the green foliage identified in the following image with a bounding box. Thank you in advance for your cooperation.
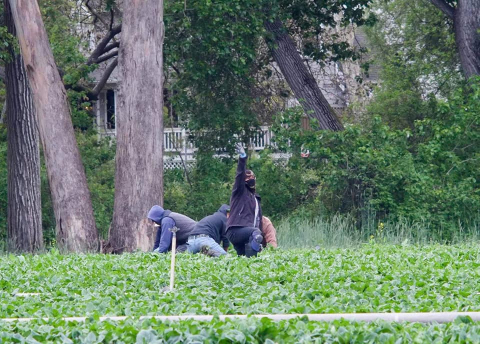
[0,26,16,63]
[4,316,480,343]
[365,0,463,128]
[77,134,116,239]
[164,0,264,151]
[164,154,233,220]
[271,80,480,236]
[164,0,375,151]
[41,0,97,132]
[2,246,480,326]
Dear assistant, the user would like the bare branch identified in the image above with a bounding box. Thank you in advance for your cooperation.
[95,50,118,64]
[87,24,122,65]
[85,0,108,27]
[429,0,455,20]
[91,58,118,97]
[109,8,114,31]
[171,64,181,76]
[103,41,120,54]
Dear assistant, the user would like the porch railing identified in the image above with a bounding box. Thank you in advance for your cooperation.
[100,126,278,169]
[163,126,274,155]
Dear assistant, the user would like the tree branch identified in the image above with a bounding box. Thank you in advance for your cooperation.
[85,0,108,26]
[91,58,118,97]
[171,64,181,76]
[109,8,115,31]
[87,24,122,65]
[429,0,455,20]
[103,41,120,54]
[95,50,118,64]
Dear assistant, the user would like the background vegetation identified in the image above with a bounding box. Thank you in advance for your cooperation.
[1,0,479,249]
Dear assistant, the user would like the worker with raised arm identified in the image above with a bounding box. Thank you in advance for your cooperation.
[225,143,264,257]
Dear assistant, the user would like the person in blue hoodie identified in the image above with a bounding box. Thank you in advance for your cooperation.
[186,204,231,257]
[147,205,197,253]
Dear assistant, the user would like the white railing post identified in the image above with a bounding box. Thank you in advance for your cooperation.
[162,125,277,169]
[182,128,187,162]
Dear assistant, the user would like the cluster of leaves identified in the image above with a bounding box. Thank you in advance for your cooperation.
[2,317,480,343]
[164,0,376,151]
[363,0,462,129]
[2,245,480,318]
[164,0,267,151]
[271,80,480,236]
[2,246,480,341]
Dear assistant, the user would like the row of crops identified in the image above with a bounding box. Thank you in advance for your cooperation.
[2,317,480,343]
[1,245,480,342]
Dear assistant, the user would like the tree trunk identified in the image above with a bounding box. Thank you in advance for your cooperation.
[264,19,344,131]
[8,0,99,252]
[109,0,164,252]
[4,0,43,253]
[454,0,480,78]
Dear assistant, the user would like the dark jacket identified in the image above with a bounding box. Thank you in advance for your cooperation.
[148,205,196,253]
[226,155,262,231]
[189,204,230,249]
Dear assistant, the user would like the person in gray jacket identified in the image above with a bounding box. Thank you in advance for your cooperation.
[187,204,230,257]
[147,205,196,253]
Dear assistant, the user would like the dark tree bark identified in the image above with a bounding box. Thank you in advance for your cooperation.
[9,0,99,252]
[454,0,480,78]
[265,19,344,131]
[109,0,164,252]
[430,0,480,78]
[4,0,43,253]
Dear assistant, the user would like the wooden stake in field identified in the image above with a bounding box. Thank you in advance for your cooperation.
[169,226,180,291]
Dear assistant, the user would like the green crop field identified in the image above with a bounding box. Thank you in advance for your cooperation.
[2,244,480,343]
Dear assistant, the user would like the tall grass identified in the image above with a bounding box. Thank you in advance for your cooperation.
[276,214,480,249]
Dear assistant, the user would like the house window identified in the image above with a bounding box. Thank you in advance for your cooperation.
[106,89,116,129]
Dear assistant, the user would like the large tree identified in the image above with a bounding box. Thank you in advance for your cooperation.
[108,0,164,252]
[163,0,374,138]
[265,19,343,130]
[71,0,372,139]
[4,0,43,253]
[8,0,99,252]
[429,0,480,78]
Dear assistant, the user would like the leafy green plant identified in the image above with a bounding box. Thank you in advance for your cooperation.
[2,245,480,318]
[2,246,480,342]
[3,316,480,343]
[270,79,480,237]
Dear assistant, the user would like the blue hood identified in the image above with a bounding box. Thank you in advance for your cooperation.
[217,204,230,216]
[148,205,165,223]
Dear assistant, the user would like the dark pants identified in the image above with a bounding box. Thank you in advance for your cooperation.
[226,226,259,256]
[176,243,188,253]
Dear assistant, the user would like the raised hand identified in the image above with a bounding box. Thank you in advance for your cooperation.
[235,143,246,157]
